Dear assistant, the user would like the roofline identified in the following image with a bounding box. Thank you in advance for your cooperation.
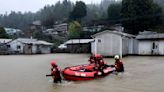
[137,38,164,40]
[0,39,13,44]
[65,39,94,44]
[136,33,164,40]
[91,30,136,38]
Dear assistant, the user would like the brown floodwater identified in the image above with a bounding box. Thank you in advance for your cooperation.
[0,54,164,92]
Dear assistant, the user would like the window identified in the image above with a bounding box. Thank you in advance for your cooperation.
[7,45,10,48]
[98,39,101,43]
[17,45,21,49]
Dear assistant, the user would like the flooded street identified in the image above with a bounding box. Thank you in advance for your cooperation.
[0,54,164,92]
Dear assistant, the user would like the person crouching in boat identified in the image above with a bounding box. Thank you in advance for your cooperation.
[47,61,62,83]
[88,54,96,64]
[114,55,124,72]
[94,54,106,75]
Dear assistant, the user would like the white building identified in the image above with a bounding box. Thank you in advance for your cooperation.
[4,28,22,35]
[0,39,12,54]
[0,39,12,44]
[61,39,94,53]
[137,33,164,55]
[91,30,138,57]
[54,23,68,34]
[8,38,53,54]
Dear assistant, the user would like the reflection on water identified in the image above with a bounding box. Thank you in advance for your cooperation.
[0,54,164,92]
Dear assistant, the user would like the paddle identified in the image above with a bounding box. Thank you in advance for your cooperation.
[46,74,52,77]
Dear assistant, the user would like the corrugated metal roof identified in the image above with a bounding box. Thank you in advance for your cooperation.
[92,30,136,38]
[15,38,52,45]
[0,39,12,44]
[38,41,53,45]
[65,39,94,44]
[17,38,38,44]
[136,33,164,40]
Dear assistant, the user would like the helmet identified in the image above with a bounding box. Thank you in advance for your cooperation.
[114,55,119,60]
[50,61,57,67]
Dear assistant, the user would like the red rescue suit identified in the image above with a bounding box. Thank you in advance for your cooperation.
[51,67,61,83]
[115,60,124,72]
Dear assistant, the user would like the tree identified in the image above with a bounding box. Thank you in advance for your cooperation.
[108,3,122,22]
[69,1,87,21]
[0,26,8,38]
[68,21,82,39]
[121,0,163,35]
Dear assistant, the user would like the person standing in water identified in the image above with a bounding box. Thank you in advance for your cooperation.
[47,61,62,83]
[114,55,124,72]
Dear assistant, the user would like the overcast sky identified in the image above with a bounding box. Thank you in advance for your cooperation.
[0,0,101,14]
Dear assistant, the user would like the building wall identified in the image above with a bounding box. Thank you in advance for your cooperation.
[122,37,129,55]
[133,39,139,54]
[128,38,133,54]
[8,40,24,53]
[32,45,38,54]
[67,43,91,53]
[123,37,138,55]
[157,40,164,55]
[111,34,121,56]
[40,45,51,54]
[92,33,122,56]
[91,32,137,56]
[138,41,153,55]
[138,40,164,55]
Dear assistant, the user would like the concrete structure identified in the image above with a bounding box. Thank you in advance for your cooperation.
[43,23,68,36]
[30,20,43,32]
[91,30,137,57]
[8,38,53,54]
[137,32,164,55]
[83,25,104,32]
[4,28,22,35]
[54,23,68,34]
[0,39,12,54]
[43,28,58,35]
[64,39,94,53]
[0,39,12,44]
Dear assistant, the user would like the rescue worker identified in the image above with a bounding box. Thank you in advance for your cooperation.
[47,61,62,83]
[88,54,96,64]
[114,55,124,72]
[94,54,106,75]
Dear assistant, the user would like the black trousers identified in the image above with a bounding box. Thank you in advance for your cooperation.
[53,76,61,83]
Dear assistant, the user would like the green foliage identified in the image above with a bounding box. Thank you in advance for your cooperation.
[108,3,122,21]
[38,0,73,28]
[0,0,118,30]
[68,21,82,39]
[0,11,36,30]
[154,0,164,12]
[0,26,8,38]
[69,1,87,21]
[121,0,163,34]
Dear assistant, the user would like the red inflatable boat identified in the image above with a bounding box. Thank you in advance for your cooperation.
[62,64,115,81]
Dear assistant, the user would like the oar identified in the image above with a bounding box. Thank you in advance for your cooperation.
[46,74,52,77]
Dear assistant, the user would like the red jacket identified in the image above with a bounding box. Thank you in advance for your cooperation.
[51,67,61,78]
[115,60,124,72]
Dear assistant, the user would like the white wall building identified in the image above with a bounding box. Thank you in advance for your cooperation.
[137,33,164,55]
[8,38,53,54]
[91,30,137,57]
[4,28,22,35]
[0,39,12,54]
